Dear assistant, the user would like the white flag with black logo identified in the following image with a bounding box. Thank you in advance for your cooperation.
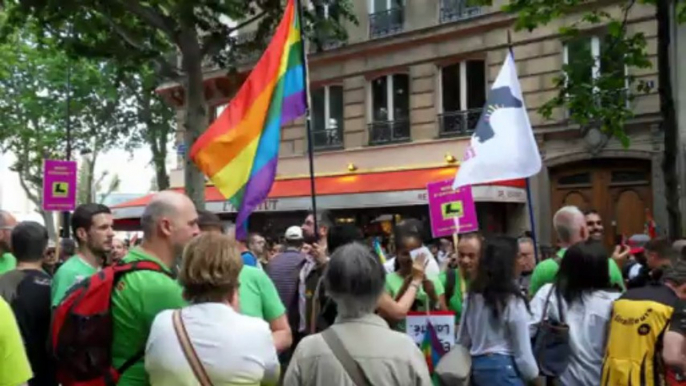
[452,51,541,189]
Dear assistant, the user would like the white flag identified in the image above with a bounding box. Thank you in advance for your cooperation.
[453,51,541,189]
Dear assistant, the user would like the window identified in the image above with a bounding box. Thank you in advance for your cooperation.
[557,172,591,186]
[440,0,481,23]
[311,85,344,150]
[369,0,404,38]
[368,74,410,145]
[310,0,343,51]
[438,60,486,137]
[563,35,629,108]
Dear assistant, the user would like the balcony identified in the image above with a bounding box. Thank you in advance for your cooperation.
[312,126,344,151]
[368,120,410,145]
[439,0,482,23]
[438,109,482,138]
[369,8,404,39]
[309,31,345,53]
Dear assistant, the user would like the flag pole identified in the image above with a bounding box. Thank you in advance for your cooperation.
[507,30,540,263]
[296,0,319,236]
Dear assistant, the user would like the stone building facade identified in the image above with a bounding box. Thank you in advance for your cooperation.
[150,0,663,245]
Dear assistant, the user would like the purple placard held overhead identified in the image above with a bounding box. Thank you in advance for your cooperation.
[427,179,478,238]
[42,159,77,211]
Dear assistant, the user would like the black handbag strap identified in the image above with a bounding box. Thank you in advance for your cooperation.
[540,285,566,324]
[322,328,372,386]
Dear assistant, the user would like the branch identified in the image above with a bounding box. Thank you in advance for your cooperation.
[116,0,177,41]
[101,13,149,52]
[200,10,268,58]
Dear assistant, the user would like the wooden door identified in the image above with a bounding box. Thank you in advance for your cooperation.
[549,159,652,248]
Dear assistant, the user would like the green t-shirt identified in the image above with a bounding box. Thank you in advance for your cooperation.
[239,265,286,322]
[529,248,626,296]
[112,248,186,386]
[0,252,16,275]
[51,255,99,307]
[439,268,468,323]
[385,272,445,332]
[0,297,32,386]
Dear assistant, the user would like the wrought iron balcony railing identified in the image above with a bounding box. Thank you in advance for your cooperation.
[312,127,344,151]
[369,8,404,39]
[368,119,410,145]
[438,108,483,137]
[439,1,482,23]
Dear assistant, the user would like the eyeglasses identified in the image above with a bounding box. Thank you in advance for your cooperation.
[0,226,13,231]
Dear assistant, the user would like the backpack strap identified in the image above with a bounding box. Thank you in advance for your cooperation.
[322,328,372,386]
[173,310,214,386]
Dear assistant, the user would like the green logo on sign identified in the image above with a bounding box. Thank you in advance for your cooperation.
[441,201,463,219]
[52,182,69,198]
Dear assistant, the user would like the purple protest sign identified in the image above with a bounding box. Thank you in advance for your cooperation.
[427,179,478,238]
[42,159,77,211]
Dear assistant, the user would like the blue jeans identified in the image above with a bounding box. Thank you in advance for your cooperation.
[471,354,525,386]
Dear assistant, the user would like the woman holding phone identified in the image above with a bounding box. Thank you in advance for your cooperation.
[377,232,447,331]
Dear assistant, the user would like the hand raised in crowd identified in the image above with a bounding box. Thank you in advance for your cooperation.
[311,242,328,265]
[411,253,427,281]
[611,244,631,269]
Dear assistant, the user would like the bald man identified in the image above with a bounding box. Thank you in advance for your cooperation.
[111,191,199,386]
[0,210,18,274]
[529,206,626,296]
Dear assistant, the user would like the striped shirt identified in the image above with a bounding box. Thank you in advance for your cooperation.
[265,249,306,327]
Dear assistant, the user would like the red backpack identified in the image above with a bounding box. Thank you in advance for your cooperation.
[51,260,170,386]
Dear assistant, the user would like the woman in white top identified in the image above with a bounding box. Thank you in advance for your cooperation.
[145,232,280,386]
[530,240,622,386]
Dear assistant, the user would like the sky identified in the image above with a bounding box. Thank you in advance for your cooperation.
[0,146,164,221]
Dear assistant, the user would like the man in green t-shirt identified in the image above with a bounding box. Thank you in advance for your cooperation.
[440,232,482,323]
[0,210,17,274]
[112,191,200,386]
[197,209,292,352]
[529,206,627,296]
[51,204,115,306]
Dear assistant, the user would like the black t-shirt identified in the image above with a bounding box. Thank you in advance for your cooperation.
[0,269,57,386]
[670,298,686,335]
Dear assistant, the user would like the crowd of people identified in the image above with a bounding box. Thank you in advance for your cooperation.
[1,194,686,385]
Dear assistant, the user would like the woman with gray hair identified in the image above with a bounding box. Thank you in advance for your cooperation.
[284,243,432,386]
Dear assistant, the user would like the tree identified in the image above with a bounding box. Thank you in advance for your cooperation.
[0,26,134,238]
[473,0,686,239]
[2,0,357,209]
[121,65,176,191]
[77,154,121,205]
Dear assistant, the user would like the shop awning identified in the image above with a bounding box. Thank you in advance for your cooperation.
[112,167,527,227]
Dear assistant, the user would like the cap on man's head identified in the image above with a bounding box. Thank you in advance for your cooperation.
[285,226,303,241]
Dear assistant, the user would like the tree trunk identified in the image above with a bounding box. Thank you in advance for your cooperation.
[179,30,208,209]
[41,211,57,241]
[657,0,682,239]
[154,154,170,191]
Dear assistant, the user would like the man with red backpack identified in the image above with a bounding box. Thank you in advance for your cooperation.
[52,191,199,386]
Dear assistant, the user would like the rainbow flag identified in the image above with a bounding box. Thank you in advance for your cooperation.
[421,321,446,379]
[373,238,387,264]
[190,0,307,239]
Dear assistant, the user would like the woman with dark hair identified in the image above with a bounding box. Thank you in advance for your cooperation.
[530,240,621,386]
[379,232,446,331]
[457,235,538,386]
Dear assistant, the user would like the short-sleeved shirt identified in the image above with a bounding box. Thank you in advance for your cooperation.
[670,298,686,335]
[145,303,280,386]
[239,266,286,322]
[439,268,467,323]
[384,272,445,332]
[0,296,33,386]
[0,252,17,275]
[529,248,625,296]
[241,251,259,267]
[51,255,99,307]
[112,248,187,386]
[0,269,56,386]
